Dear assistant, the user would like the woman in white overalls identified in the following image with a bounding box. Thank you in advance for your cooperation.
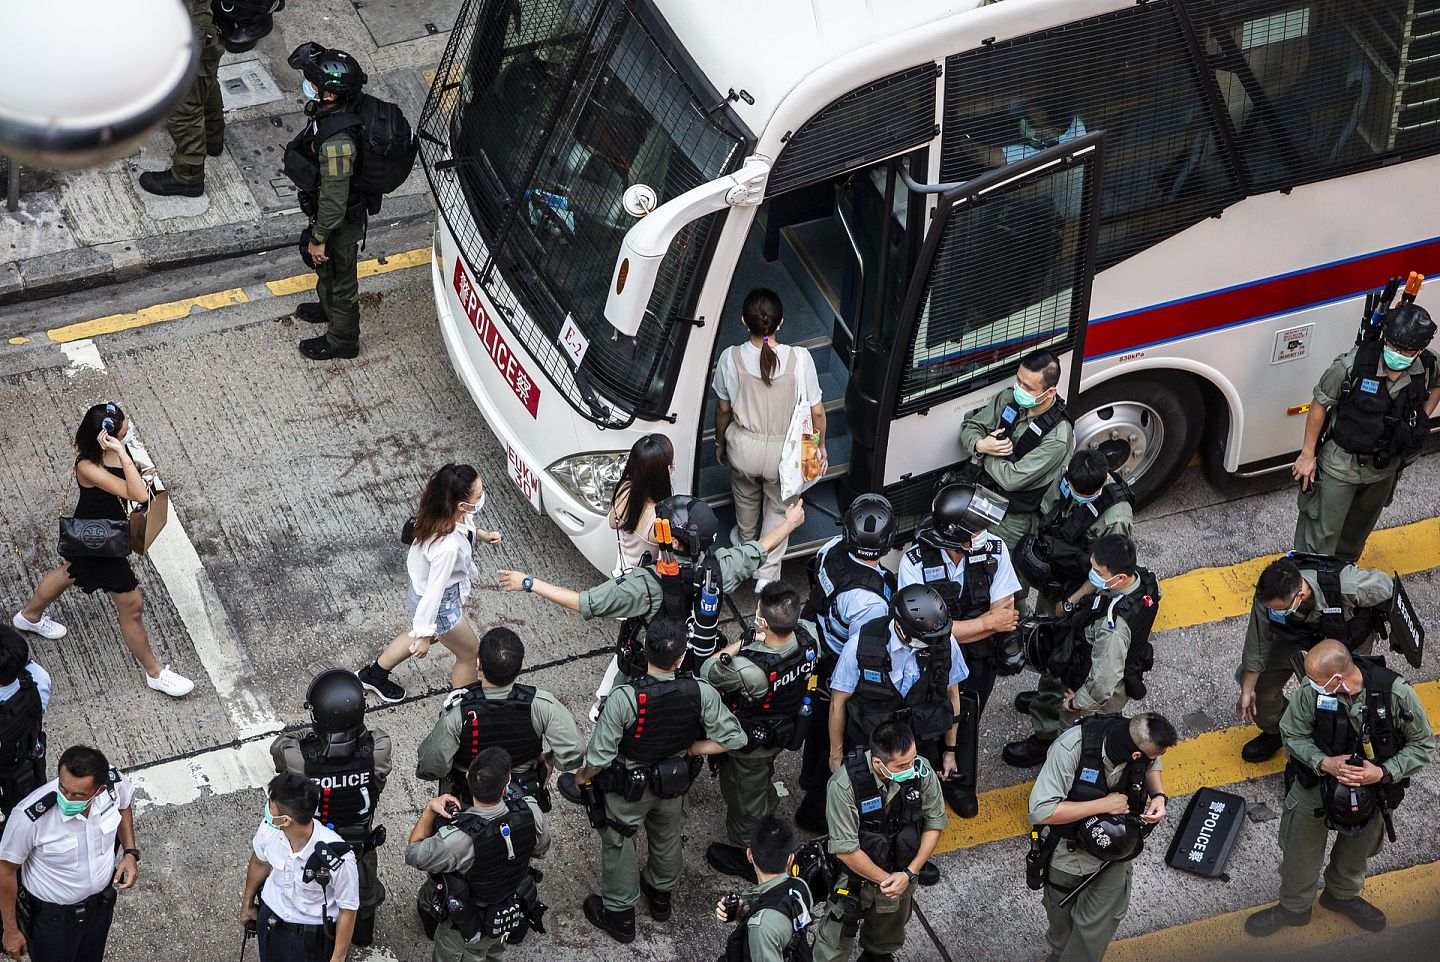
[713,288,826,587]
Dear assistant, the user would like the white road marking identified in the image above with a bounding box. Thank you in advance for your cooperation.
[130,740,275,813]
[59,338,105,374]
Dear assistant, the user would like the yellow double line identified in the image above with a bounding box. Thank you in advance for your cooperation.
[935,515,1440,857]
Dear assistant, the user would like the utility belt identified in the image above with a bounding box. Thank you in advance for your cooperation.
[445,764,552,813]
[736,714,807,753]
[330,823,387,855]
[420,870,546,945]
[258,899,336,951]
[601,755,705,803]
[18,885,116,925]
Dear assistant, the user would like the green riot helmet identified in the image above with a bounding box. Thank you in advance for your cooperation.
[923,483,1008,550]
[1382,302,1436,352]
[891,584,953,648]
[1320,777,1378,835]
[1076,814,1144,862]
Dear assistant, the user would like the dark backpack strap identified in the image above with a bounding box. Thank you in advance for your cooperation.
[1011,398,1069,461]
[844,751,884,828]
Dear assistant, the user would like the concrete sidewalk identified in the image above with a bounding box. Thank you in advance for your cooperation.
[0,0,458,304]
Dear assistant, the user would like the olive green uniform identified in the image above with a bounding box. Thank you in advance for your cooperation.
[698,624,813,847]
[404,797,550,962]
[578,541,769,633]
[1275,675,1433,913]
[1238,565,1392,735]
[169,0,224,185]
[1296,348,1440,562]
[1029,580,1140,740]
[1033,475,1134,613]
[1029,724,1163,962]
[270,729,393,925]
[309,115,364,353]
[735,874,814,962]
[812,752,947,962]
[415,681,585,794]
[586,671,746,912]
[959,387,1075,551]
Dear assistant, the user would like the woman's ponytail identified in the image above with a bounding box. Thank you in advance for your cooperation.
[741,288,784,386]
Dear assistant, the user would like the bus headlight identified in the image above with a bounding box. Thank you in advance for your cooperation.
[547,451,628,515]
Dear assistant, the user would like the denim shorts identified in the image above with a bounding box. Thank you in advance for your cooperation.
[407,582,464,636]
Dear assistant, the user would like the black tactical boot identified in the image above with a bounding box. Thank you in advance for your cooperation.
[556,772,585,806]
[1319,891,1387,931]
[917,861,941,886]
[794,793,828,834]
[295,301,328,323]
[942,781,979,819]
[1241,731,1284,763]
[299,335,358,360]
[1014,690,1038,715]
[582,895,635,944]
[639,877,672,921]
[138,169,204,197]
[1243,904,1312,937]
[858,952,896,962]
[706,842,757,882]
[1002,734,1055,768]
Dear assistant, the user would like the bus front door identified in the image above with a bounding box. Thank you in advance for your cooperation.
[844,132,1106,535]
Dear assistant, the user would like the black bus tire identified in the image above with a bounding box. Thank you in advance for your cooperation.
[1072,374,1204,505]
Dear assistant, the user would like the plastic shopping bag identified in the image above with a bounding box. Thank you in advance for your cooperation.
[779,392,823,500]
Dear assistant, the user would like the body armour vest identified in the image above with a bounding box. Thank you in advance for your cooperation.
[845,750,927,875]
[1056,569,1162,697]
[1268,554,1392,653]
[1328,342,1435,468]
[806,538,895,651]
[985,398,1070,513]
[722,879,814,962]
[454,800,539,907]
[446,684,544,773]
[847,620,955,744]
[1291,657,1411,809]
[723,627,818,749]
[619,676,705,765]
[281,110,364,216]
[299,730,378,840]
[1058,715,1147,839]
[0,670,43,774]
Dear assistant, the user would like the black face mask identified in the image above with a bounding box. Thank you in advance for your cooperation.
[1104,727,1143,766]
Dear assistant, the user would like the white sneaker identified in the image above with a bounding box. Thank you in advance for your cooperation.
[145,665,194,697]
[12,611,67,640]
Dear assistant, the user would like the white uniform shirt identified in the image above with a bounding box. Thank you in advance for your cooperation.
[897,534,1022,608]
[0,773,132,905]
[252,821,360,925]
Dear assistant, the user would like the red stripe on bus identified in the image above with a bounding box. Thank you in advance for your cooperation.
[1084,237,1440,358]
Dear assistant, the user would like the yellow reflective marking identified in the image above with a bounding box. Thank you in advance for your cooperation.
[46,289,249,343]
[264,246,432,297]
[7,336,29,345]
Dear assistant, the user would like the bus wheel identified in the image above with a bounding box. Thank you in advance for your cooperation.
[1072,375,1203,505]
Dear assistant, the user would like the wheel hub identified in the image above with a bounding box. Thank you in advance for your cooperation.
[1073,401,1166,481]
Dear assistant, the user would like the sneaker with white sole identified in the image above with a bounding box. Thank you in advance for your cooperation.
[145,666,194,697]
[12,611,67,640]
[357,663,406,703]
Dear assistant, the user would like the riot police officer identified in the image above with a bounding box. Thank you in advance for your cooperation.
[1005,535,1162,769]
[1236,554,1396,763]
[561,616,747,944]
[897,482,1021,814]
[829,585,973,819]
[956,351,1076,551]
[1028,712,1176,962]
[811,721,946,962]
[138,0,224,197]
[796,494,896,833]
[416,627,584,808]
[406,748,550,962]
[714,815,814,962]
[500,498,806,679]
[0,627,49,821]
[1293,300,1439,562]
[270,669,390,946]
[702,582,818,879]
[1247,641,1434,937]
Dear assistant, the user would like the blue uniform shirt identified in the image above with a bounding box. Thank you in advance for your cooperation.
[0,662,51,712]
[830,622,968,696]
[896,533,1021,602]
[814,537,893,655]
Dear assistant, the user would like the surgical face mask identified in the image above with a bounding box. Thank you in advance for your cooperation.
[877,759,918,783]
[1088,568,1121,592]
[56,793,93,817]
[118,423,134,445]
[302,79,320,102]
[1310,673,1349,697]
[262,803,290,829]
[1266,606,1296,624]
[461,491,486,521]
[1383,345,1417,372]
[1061,478,1101,504]
[1013,382,1046,409]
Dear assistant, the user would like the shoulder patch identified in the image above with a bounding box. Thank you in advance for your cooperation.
[107,767,122,787]
[25,791,57,821]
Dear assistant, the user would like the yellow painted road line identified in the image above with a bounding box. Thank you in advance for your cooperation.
[935,680,1440,856]
[265,246,432,296]
[1154,516,1440,632]
[1105,857,1440,961]
[46,288,249,344]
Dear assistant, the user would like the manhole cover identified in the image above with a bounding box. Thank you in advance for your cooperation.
[218,60,284,110]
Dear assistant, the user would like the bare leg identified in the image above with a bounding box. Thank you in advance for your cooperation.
[111,588,163,677]
[375,629,417,672]
[21,564,75,622]
[438,618,480,688]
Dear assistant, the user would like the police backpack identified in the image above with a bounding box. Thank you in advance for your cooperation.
[350,94,419,214]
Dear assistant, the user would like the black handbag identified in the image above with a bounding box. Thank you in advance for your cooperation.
[58,516,132,558]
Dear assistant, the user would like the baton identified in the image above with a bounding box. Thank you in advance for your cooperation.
[240,920,256,962]
[1058,822,1155,908]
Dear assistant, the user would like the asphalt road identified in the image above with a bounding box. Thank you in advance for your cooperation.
[1,240,1437,962]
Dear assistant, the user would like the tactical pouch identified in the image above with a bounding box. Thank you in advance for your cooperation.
[621,765,650,803]
[839,889,862,939]
[1123,639,1154,700]
[783,718,806,752]
[650,757,695,799]
[614,620,648,679]
[1026,830,1058,891]
[1286,758,1321,791]
[367,824,387,850]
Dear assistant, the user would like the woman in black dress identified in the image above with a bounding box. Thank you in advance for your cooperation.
[12,403,194,697]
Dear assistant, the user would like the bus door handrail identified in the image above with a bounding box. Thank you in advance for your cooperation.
[832,179,863,348]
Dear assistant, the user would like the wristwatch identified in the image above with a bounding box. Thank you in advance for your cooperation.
[943,745,957,755]
[123,848,141,862]
[522,575,534,593]
[903,868,917,884]
[1061,600,1078,613]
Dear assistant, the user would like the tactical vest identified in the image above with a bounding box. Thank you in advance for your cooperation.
[906,538,1007,665]
[844,750,927,875]
[281,109,364,218]
[454,800,539,907]
[0,670,44,773]
[619,676,705,765]
[1039,479,1134,550]
[1053,569,1162,698]
[445,684,544,773]
[616,551,726,678]
[721,879,814,962]
[805,537,894,654]
[1291,657,1412,808]
[984,398,1070,513]
[723,626,819,749]
[1268,554,1391,653]
[1327,343,1435,468]
[847,620,955,744]
[1054,716,1148,854]
[300,730,379,843]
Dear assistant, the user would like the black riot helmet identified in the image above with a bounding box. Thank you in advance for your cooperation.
[1013,534,1065,598]
[288,41,368,97]
[842,494,896,560]
[1382,302,1437,352]
[655,495,719,557]
[1076,814,1144,862]
[923,483,1009,550]
[1321,777,1378,835]
[306,668,367,734]
[891,584,953,648]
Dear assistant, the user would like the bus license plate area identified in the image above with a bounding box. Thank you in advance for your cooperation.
[507,444,542,513]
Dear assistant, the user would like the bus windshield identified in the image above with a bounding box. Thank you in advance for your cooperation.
[431,0,745,422]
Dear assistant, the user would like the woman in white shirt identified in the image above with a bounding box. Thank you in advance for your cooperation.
[713,288,826,586]
[357,464,500,702]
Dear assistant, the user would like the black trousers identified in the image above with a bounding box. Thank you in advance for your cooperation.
[257,901,331,962]
[957,645,997,714]
[18,888,115,962]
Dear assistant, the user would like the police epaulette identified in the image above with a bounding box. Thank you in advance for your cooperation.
[106,767,121,787]
[25,792,56,821]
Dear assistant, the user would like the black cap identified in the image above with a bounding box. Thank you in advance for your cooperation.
[655,495,719,556]
[305,668,367,733]
[891,584,952,646]
[843,494,896,560]
[1382,302,1436,352]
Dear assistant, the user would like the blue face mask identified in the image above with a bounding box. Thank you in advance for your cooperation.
[1088,568,1119,592]
[302,79,320,102]
[1382,345,1416,372]
[1012,382,1043,409]
[1062,478,1101,504]
[1266,606,1296,624]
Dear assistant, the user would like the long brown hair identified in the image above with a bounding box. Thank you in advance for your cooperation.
[616,434,673,533]
[742,288,784,386]
[412,463,479,544]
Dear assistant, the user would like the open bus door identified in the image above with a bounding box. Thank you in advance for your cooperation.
[844,132,1106,534]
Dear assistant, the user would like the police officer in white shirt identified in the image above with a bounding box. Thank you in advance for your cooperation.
[241,773,360,962]
[0,745,139,962]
